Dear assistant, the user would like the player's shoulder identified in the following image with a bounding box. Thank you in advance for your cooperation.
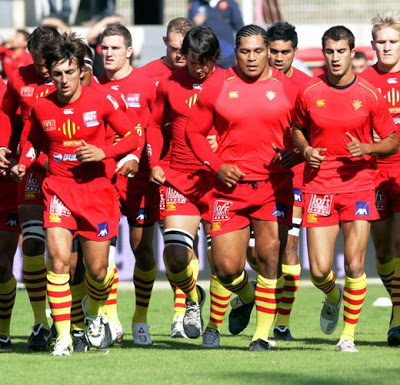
[356,76,381,101]
[10,63,38,86]
[138,58,169,76]
[298,75,325,96]
[291,67,312,83]
[358,64,378,79]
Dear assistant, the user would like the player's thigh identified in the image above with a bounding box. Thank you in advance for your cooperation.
[46,227,74,274]
[371,215,393,260]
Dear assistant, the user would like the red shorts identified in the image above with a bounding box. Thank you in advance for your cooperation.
[303,189,378,227]
[374,164,400,220]
[210,174,293,236]
[163,168,215,221]
[115,171,160,226]
[17,169,45,206]
[42,176,120,241]
[0,178,20,232]
[159,185,166,221]
[292,163,304,208]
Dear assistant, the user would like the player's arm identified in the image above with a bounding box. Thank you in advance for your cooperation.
[0,110,13,171]
[1,73,20,118]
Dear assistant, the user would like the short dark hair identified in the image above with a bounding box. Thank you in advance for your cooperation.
[100,23,132,48]
[27,26,60,61]
[43,33,86,72]
[181,26,220,64]
[235,24,268,49]
[16,29,30,42]
[322,25,355,50]
[353,51,367,60]
[266,21,298,48]
[166,17,193,38]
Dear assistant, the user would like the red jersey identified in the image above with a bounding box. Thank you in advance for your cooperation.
[293,75,396,193]
[139,57,173,83]
[2,50,33,81]
[19,86,143,182]
[0,77,15,151]
[287,67,311,93]
[359,64,400,164]
[147,66,225,173]
[186,68,297,180]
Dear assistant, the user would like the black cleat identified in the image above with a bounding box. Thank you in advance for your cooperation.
[98,315,114,349]
[0,334,11,351]
[273,326,295,341]
[388,326,400,346]
[249,338,273,352]
[71,330,90,352]
[228,298,254,335]
[28,324,52,351]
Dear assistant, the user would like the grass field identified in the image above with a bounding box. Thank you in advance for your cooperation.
[1,282,398,385]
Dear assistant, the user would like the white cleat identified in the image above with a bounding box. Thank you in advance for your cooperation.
[51,337,73,356]
[171,314,187,338]
[202,328,220,348]
[183,285,205,339]
[132,323,152,345]
[335,339,358,353]
[320,283,344,335]
[85,315,105,348]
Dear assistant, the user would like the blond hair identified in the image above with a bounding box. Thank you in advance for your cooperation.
[371,11,400,39]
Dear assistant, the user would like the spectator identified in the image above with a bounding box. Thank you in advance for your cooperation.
[352,51,368,73]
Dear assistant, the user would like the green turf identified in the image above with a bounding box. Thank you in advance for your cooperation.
[0,283,397,385]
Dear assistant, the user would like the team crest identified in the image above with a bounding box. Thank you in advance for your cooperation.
[352,100,362,110]
[384,88,400,107]
[266,91,276,101]
[58,119,81,138]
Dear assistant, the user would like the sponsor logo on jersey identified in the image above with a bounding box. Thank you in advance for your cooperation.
[211,221,222,232]
[185,94,198,108]
[316,99,325,107]
[192,83,202,90]
[308,194,333,216]
[266,91,276,101]
[63,154,78,161]
[6,213,18,227]
[388,78,398,84]
[53,153,63,162]
[111,85,119,91]
[97,222,109,237]
[50,195,71,217]
[155,81,159,87]
[63,140,83,147]
[166,187,186,204]
[375,189,384,211]
[390,107,400,113]
[25,172,42,193]
[20,86,34,97]
[146,143,152,158]
[63,108,74,115]
[83,111,99,127]
[307,213,318,223]
[127,93,141,108]
[273,203,287,218]
[58,119,81,138]
[294,188,302,202]
[213,200,233,221]
[355,201,370,216]
[352,99,362,110]
[228,91,239,98]
[42,119,56,131]
[136,208,148,222]
[107,94,119,110]
[384,88,400,107]
[49,214,61,223]
[394,118,400,124]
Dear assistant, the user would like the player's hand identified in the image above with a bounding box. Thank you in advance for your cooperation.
[217,164,244,188]
[10,164,26,181]
[150,166,166,185]
[0,147,11,169]
[304,146,326,168]
[346,132,369,157]
[117,159,139,178]
[207,135,218,152]
[271,142,295,168]
[75,140,105,162]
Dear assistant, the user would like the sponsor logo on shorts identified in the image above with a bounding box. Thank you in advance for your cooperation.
[294,188,302,202]
[107,94,119,110]
[50,195,71,217]
[6,213,18,227]
[266,91,276,101]
[355,201,370,216]
[83,111,99,127]
[136,208,148,222]
[316,99,325,107]
[49,214,61,223]
[307,213,318,223]
[213,200,233,221]
[159,191,165,211]
[25,173,42,193]
[375,190,384,211]
[166,202,176,211]
[97,222,109,237]
[211,221,222,232]
[388,78,398,84]
[352,99,362,110]
[228,91,239,98]
[308,194,332,216]
[166,188,186,204]
[127,93,140,108]
[42,119,56,131]
[20,86,34,97]
[273,203,287,218]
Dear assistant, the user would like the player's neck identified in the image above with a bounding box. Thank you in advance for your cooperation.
[377,60,400,74]
[326,70,355,87]
[107,64,133,81]
[285,67,293,77]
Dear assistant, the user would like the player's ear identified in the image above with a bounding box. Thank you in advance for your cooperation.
[126,46,133,59]
[163,36,168,47]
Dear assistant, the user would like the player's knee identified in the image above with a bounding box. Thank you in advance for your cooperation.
[21,219,45,255]
[164,229,194,272]
[344,260,364,278]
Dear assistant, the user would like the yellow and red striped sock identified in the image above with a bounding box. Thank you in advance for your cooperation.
[166,264,199,303]
[222,271,254,304]
[0,276,17,337]
[390,258,400,329]
[85,269,114,317]
[47,271,71,341]
[23,254,48,327]
[207,275,231,331]
[70,280,86,331]
[275,263,301,327]
[252,275,284,341]
[375,258,394,294]
[311,270,340,304]
[105,266,121,324]
[132,264,157,324]
[340,274,367,342]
